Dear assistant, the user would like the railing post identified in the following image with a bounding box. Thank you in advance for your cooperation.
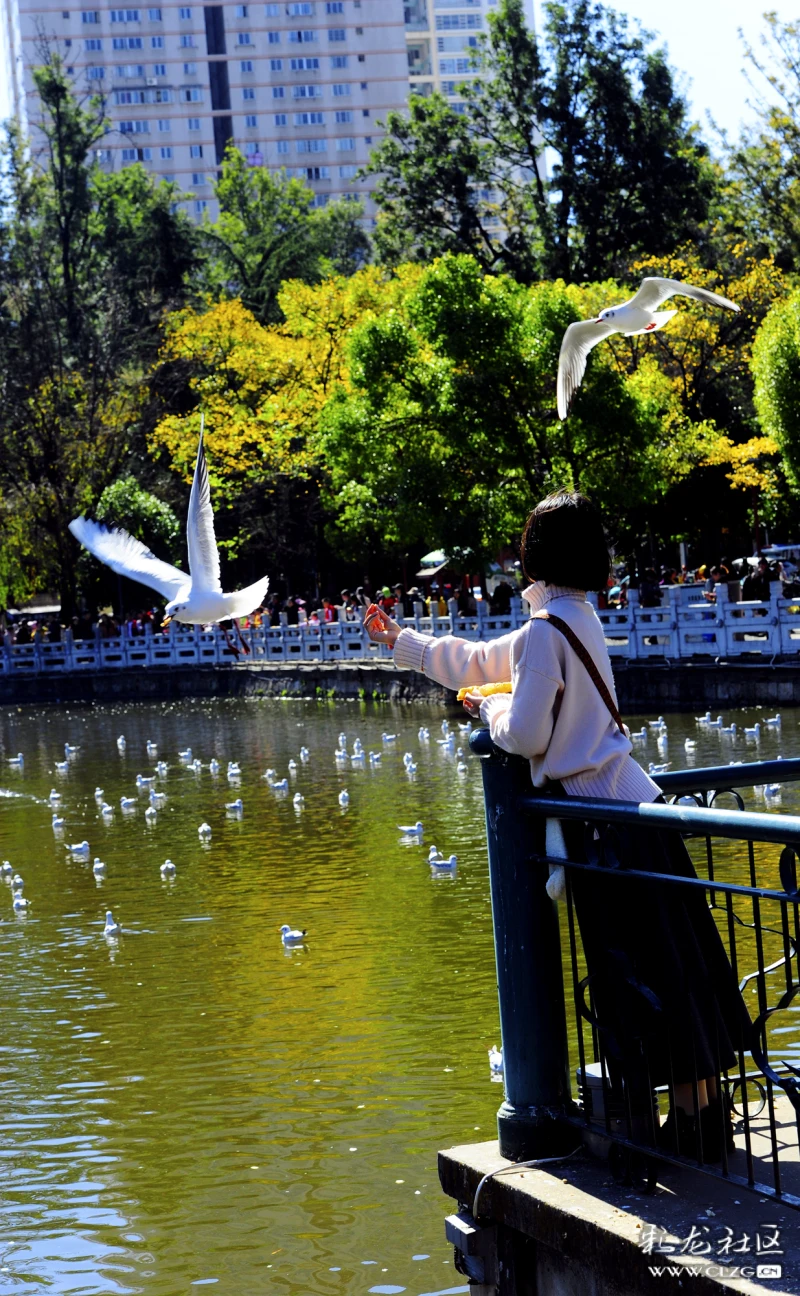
[469,728,576,1160]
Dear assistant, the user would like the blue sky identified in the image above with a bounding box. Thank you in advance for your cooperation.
[532,0,799,142]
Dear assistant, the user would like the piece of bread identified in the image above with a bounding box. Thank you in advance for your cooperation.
[456,682,512,702]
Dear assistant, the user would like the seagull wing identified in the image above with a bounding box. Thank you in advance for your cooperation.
[557,319,616,420]
[69,517,189,602]
[186,429,222,593]
[628,277,740,313]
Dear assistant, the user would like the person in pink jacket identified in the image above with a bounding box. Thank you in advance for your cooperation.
[366,489,751,1163]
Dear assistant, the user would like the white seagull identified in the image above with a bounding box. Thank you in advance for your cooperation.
[69,423,269,654]
[557,278,740,419]
[104,910,121,937]
[280,924,306,945]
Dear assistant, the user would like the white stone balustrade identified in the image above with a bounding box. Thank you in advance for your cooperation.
[3,584,800,674]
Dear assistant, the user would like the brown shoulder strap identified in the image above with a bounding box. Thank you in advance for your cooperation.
[533,610,625,734]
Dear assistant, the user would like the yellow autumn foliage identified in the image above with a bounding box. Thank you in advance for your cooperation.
[703,434,781,490]
[149,266,419,491]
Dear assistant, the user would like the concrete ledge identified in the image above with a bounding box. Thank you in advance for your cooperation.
[439,1139,797,1294]
[3,659,800,711]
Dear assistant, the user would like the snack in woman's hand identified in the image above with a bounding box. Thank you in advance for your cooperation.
[457,682,512,702]
[365,602,382,626]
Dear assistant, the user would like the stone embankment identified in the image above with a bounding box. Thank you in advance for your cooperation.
[2,660,800,710]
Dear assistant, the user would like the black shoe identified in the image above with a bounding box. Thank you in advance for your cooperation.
[702,1095,736,1158]
[658,1106,701,1160]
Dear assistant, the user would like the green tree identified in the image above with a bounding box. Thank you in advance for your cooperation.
[0,57,198,613]
[318,254,710,563]
[752,288,800,488]
[200,145,371,323]
[367,0,714,283]
[722,15,800,273]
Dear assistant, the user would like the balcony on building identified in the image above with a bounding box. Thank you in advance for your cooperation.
[407,41,431,77]
[403,0,428,31]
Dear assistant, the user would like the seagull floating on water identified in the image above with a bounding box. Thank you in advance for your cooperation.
[488,1045,504,1075]
[198,822,212,839]
[7,753,23,766]
[557,278,740,419]
[93,858,106,876]
[94,787,104,801]
[66,840,90,858]
[69,422,269,655]
[744,723,761,739]
[144,806,157,822]
[52,812,65,829]
[398,821,424,837]
[271,778,289,793]
[209,759,220,775]
[765,715,782,729]
[161,859,176,877]
[418,727,430,741]
[49,789,62,804]
[299,747,309,762]
[338,790,349,807]
[120,796,137,810]
[179,748,193,762]
[431,854,458,871]
[280,924,306,945]
[117,735,126,751]
[12,873,23,889]
[55,760,69,773]
[293,792,305,807]
[12,891,29,911]
[146,741,158,757]
[104,910,121,937]
[225,798,243,813]
[65,743,79,757]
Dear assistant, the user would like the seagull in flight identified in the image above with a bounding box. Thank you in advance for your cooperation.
[557,278,741,420]
[69,422,268,654]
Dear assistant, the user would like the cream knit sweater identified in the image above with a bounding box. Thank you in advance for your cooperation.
[393,582,660,803]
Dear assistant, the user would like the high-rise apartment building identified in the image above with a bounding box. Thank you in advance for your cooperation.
[3,0,409,220]
[405,0,534,102]
[0,0,536,222]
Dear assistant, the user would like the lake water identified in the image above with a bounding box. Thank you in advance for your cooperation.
[0,698,798,1295]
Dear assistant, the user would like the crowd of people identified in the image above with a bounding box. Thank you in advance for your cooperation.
[3,560,796,644]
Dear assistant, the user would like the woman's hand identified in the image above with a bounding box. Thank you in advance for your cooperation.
[364,603,402,648]
[461,692,484,719]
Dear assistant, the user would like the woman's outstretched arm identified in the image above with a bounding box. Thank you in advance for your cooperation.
[364,601,531,693]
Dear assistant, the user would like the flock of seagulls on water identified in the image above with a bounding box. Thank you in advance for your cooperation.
[2,715,470,947]
[627,711,786,801]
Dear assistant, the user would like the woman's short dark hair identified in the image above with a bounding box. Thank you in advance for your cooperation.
[521,490,611,591]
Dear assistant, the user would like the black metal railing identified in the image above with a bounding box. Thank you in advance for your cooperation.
[469,729,800,1207]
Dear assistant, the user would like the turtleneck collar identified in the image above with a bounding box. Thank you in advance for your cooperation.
[522,582,587,611]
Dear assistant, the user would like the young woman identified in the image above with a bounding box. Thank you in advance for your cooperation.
[366,490,751,1161]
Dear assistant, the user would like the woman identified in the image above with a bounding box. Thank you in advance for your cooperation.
[366,490,750,1161]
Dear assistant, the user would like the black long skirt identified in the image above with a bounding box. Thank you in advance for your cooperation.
[556,802,752,1089]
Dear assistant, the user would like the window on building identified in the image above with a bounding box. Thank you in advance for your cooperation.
[160,144,173,157]
[244,140,258,154]
[267,30,280,43]
[86,65,105,77]
[237,31,251,43]
[119,119,150,132]
[277,139,289,153]
[357,53,364,61]
[297,165,329,179]
[293,83,320,97]
[81,10,100,20]
[330,53,347,67]
[287,1,314,12]
[334,108,351,122]
[194,200,208,213]
[328,27,345,40]
[326,0,343,10]
[180,34,195,45]
[294,110,324,124]
[121,147,138,160]
[265,1,279,11]
[290,56,318,69]
[364,133,371,143]
[360,79,366,86]
[157,117,171,130]
[289,29,316,42]
[270,57,282,68]
[84,36,101,48]
[439,56,471,74]
[150,33,164,45]
[335,136,354,150]
[274,112,287,124]
[65,38,72,46]
[355,25,362,33]
[182,86,203,101]
[245,113,257,126]
[338,163,356,177]
[332,82,349,95]
[242,86,255,99]
[116,62,145,73]
[148,6,162,17]
[235,2,248,13]
[189,142,203,156]
[183,60,196,73]
[272,85,285,97]
[62,9,69,16]
[362,107,369,116]
[436,12,481,28]
[179,5,191,15]
[113,34,143,47]
[240,58,253,70]
[188,116,201,129]
[110,8,141,20]
[297,137,326,152]
[152,86,171,100]
[191,172,205,185]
